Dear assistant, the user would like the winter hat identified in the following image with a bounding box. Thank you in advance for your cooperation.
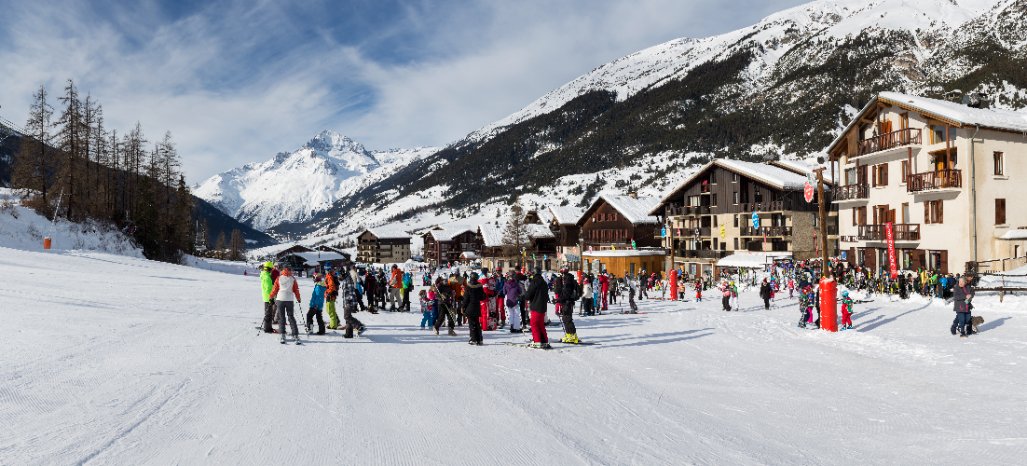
[470,272,480,282]
[842,290,849,298]
[313,273,323,281]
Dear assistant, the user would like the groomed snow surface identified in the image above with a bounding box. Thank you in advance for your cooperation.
[2,248,1026,465]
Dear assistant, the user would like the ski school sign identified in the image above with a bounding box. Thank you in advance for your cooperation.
[885,222,898,279]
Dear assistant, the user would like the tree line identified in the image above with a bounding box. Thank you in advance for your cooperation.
[10,79,204,262]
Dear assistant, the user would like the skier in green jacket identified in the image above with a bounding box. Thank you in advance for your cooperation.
[260,261,279,333]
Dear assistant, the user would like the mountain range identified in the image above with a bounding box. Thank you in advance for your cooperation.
[196,0,1027,244]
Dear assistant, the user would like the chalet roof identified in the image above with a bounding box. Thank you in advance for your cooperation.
[769,159,836,184]
[275,244,314,258]
[477,224,505,247]
[652,159,817,214]
[548,206,585,225]
[362,228,411,240]
[579,193,660,226]
[425,226,475,242]
[827,92,1027,155]
[285,251,348,266]
[526,224,555,239]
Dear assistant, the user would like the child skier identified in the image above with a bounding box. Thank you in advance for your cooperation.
[419,289,433,329]
[840,290,854,330]
[581,279,594,317]
[694,279,702,302]
[797,285,813,328]
[305,273,327,335]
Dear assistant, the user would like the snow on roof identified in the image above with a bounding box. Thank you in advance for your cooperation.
[582,249,666,258]
[286,251,348,266]
[997,229,1027,240]
[770,159,836,184]
[526,224,555,239]
[548,206,585,225]
[477,224,505,247]
[654,159,814,212]
[716,251,791,268]
[427,226,475,242]
[364,228,411,240]
[828,92,1027,154]
[582,193,660,225]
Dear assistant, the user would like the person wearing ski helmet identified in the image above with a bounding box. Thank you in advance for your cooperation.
[341,266,366,338]
[461,272,485,345]
[523,267,551,349]
[306,273,327,335]
[840,290,855,330]
[503,270,524,333]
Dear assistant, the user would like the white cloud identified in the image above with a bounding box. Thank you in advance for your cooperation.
[0,0,804,182]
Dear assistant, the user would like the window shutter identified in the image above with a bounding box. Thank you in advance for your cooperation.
[938,201,943,224]
[882,164,888,186]
[924,203,930,224]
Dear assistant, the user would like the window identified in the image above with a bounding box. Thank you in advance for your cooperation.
[872,163,888,187]
[924,200,944,224]
[734,238,739,249]
[996,199,1006,225]
[994,152,1004,176]
[733,215,739,227]
[732,173,738,183]
[902,203,910,224]
[901,160,910,184]
[754,189,763,203]
[845,168,858,185]
[733,191,739,204]
[710,172,717,184]
[852,206,867,226]
[930,125,953,144]
[711,194,718,206]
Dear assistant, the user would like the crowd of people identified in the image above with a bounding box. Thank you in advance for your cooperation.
[256,257,982,345]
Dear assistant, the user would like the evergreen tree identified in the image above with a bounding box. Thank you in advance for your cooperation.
[55,79,83,220]
[229,229,245,261]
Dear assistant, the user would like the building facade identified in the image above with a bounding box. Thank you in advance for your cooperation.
[828,92,1027,274]
[422,227,482,267]
[652,159,836,276]
[355,229,412,264]
[547,206,584,270]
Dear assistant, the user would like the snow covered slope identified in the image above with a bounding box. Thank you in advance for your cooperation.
[0,188,142,257]
[193,130,437,231]
[2,248,1027,464]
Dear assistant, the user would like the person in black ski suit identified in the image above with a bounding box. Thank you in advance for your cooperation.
[759,278,772,310]
[432,277,457,336]
[341,266,366,338]
[364,270,379,314]
[558,270,580,343]
[462,272,485,345]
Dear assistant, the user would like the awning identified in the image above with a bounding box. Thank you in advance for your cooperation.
[716,252,792,268]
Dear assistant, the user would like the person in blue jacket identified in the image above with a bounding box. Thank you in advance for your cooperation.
[305,273,327,335]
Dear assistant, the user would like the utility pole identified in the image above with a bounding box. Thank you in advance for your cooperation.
[815,166,830,278]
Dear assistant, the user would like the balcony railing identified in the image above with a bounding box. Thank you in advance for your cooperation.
[678,249,731,259]
[834,183,868,201]
[740,225,793,237]
[858,128,921,156]
[857,223,921,241]
[731,201,785,213]
[907,170,961,193]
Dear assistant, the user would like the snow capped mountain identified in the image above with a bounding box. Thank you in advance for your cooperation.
[193,130,437,231]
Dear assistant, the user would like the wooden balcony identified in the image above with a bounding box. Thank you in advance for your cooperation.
[857,128,921,156]
[857,223,921,241]
[833,183,868,201]
[907,170,961,193]
[740,225,793,237]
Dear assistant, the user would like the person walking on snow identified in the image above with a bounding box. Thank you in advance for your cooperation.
[389,265,403,311]
[951,276,974,337]
[305,273,327,335]
[580,279,594,317]
[269,267,302,343]
[760,278,772,310]
[523,268,551,349]
[840,290,854,330]
[503,271,524,333]
[461,272,485,345]
[432,277,458,336]
[340,267,367,338]
[419,289,433,329]
[719,280,732,311]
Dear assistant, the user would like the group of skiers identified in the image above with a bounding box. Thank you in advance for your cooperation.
[260,261,365,344]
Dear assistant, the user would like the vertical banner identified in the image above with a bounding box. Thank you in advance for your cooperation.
[885,221,898,279]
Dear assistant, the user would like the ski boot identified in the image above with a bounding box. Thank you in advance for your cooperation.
[280,333,287,344]
[562,333,580,344]
[448,329,457,336]
[357,325,366,336]
[305,324,312,335]
[433,327,440,336]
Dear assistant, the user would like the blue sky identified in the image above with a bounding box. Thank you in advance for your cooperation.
[0,0,807,181]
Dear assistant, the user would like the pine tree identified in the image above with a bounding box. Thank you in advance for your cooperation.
[502,198,528,257]
[11,84,53,206]
[215,231,227,258]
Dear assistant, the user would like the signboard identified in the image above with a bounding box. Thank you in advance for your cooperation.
[751,211,760,230]
[840,250,847,261]
[719,224,726,239]
[885,222,898,279]
[661,227,667,238]
[803,181,815,203]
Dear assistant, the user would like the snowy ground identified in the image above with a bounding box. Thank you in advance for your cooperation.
[1,248,1026,465]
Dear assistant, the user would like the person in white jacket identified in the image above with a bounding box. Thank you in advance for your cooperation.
[270,268,303,344]
[580,279,594,316]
